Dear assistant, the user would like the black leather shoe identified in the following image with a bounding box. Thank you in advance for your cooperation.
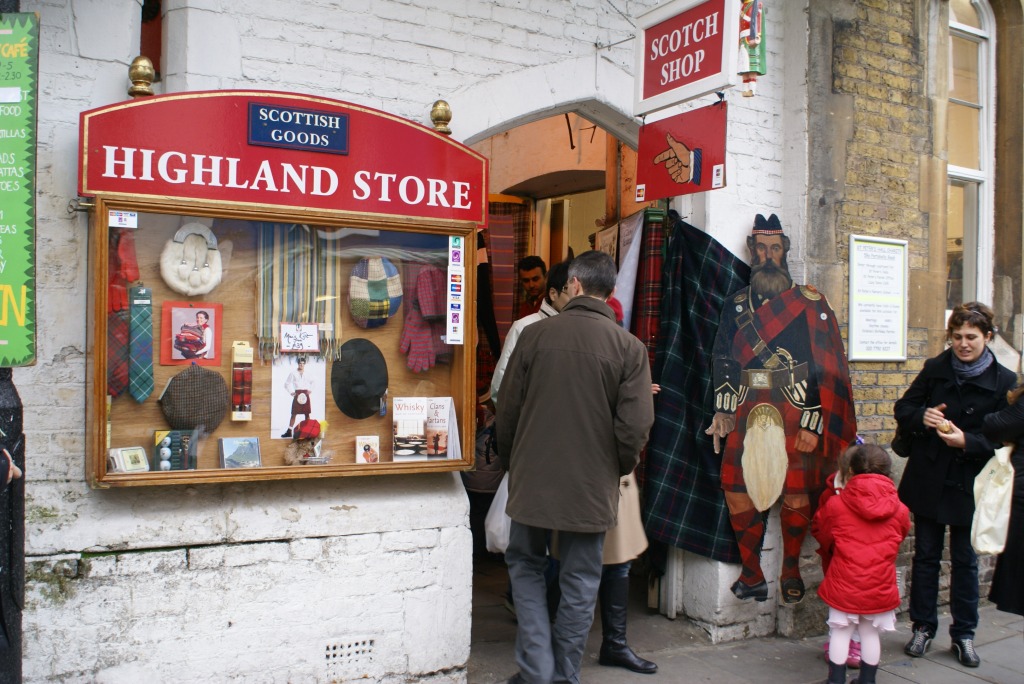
[904,627,932,657]
[952,637,980,667]
[731,578,769,602]
[599,645,658,674]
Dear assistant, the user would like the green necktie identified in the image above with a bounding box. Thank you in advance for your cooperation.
[128,286,154,402]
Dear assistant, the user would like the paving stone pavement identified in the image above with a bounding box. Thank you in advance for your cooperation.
[468,554,1024,683]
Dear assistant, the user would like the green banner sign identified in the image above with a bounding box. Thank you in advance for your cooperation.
[0,13,37,366]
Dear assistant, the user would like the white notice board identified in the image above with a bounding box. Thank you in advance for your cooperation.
[848,235,908,361]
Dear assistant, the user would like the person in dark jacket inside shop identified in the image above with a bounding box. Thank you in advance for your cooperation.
[981,384,1024,630]
[496,250,654,684]
[894,302,1016,668]
[517,255,547,317]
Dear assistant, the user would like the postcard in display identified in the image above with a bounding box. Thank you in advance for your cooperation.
[356,435,380,463]
[108,446,150,473]
[219,437,262,469]
[392,397,460,462]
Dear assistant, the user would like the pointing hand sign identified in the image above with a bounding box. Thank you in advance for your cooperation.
[653,133,696,184]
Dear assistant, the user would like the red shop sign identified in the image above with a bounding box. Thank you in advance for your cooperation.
[79,91,488,225]
[634,0,739,116]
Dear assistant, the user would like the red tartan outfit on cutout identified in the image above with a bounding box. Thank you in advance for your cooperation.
[715,285,857,495]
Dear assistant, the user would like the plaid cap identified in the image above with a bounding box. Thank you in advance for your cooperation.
[349,257,402,329]
[159,365,229,432]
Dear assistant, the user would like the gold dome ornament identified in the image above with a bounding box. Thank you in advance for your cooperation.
[430,99,452,135]
[128,56,155,98]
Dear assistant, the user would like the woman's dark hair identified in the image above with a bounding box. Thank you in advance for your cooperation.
[946,301,995,339]
[847,443,892,478]
[545,258,573,300]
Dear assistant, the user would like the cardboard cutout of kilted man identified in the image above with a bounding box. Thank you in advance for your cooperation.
[706,214,856,604]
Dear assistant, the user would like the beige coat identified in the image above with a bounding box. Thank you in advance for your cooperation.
[554,471,648,564]
[603,472,648,564]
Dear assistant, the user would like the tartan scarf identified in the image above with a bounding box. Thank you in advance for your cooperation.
[730,285,858,465]
[643,218,749,563]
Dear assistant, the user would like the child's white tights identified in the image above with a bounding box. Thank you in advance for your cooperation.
[829,620,880,666]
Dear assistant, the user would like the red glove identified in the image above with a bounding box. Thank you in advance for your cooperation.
[400,306,436,373]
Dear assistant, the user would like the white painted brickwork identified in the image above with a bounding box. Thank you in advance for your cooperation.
[17,0,800,679]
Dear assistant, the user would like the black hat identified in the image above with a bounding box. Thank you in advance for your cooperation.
[159,364,229,432]
[331,339,388,419]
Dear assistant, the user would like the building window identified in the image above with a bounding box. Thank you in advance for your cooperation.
[141,0,162,81]
[946,0,993,310]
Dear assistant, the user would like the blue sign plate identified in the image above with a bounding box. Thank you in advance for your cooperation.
[248,102,349,155]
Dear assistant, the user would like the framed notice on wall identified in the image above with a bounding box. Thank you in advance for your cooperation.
[848,235,908,361]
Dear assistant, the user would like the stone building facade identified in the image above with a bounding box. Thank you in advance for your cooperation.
[13,0,1021,680]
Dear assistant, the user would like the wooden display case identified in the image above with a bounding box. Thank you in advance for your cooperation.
[78,91,486,487]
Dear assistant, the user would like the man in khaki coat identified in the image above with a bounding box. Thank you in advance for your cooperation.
[497,251,654,684]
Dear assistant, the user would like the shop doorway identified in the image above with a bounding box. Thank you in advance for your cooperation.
[462,113,664,677]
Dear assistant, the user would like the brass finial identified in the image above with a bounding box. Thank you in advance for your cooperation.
[128,56,155,98]
[430,99,452,135]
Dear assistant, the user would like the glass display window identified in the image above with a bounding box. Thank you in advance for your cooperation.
[88,201,476,486]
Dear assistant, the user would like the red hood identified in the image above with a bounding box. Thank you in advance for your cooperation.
[842,473,902,522]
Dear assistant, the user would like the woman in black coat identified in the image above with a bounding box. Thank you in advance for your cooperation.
[894,302,1016,669]
[981,385,1024,622]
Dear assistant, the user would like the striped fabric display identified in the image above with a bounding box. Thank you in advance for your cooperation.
[316,239,351,359]
[486,203,519,343]
[257,223,320,359]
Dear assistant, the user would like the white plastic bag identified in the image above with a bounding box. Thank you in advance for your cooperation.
[484,472,511,553]
[971,446,1015,554]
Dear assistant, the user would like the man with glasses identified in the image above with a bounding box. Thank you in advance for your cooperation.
[491,259,573,408]
[497,251,654,684]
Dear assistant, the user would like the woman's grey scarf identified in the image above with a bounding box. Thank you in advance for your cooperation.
[952,345,994,382]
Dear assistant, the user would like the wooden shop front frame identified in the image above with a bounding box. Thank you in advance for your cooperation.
[78,91,486,487]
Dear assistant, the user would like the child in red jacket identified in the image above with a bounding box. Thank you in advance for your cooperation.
[813,444,911,684]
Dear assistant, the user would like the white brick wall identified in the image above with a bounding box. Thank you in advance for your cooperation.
[16,0,802,679]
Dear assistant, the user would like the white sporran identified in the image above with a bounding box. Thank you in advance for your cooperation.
[742,403,789,512]
[160,222,223,296]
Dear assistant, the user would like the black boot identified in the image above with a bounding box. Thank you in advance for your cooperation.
[850,662,877,684]
[597,571,657,674]
[826,660,847,684]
